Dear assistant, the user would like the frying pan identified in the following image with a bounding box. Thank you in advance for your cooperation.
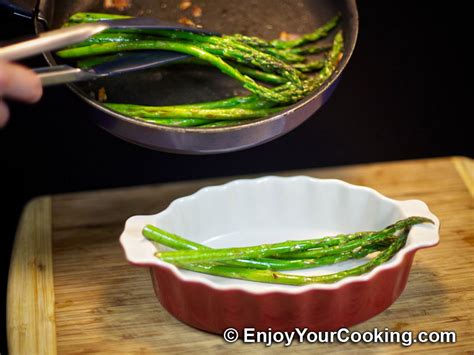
[0,0,358,154]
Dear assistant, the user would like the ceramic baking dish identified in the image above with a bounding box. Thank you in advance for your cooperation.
[120,176,439,333]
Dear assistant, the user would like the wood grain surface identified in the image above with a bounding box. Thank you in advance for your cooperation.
[7,197,57,355]
[7,157,474,354]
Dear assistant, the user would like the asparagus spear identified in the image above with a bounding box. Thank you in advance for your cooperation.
[69,32,158,47]
[155,217,433,264]
[227,15,340,50]
[293,59,326,73]
[66,12,310,64]
[270,14,341,49]
[253,243,393,271]
[64,12,339,84]
[62,18,303,87]
[75,31,306,64]
[57,40,286,102]
[105,104,282,120]
[73,32,300,80]
[155,36,305,86]
[66,12,338,50]
[229,64,288,84]
[289,44,332,55]
[185,31,344,110]
[199,30,343,110]
[276,235,397,259]
[176,230,409,285]
[186,58,290,84]
[67,12,131,23]
[143,225,391,271]
[77,53,288,85]
[100,31,345,124]
[226,35,306,62]
[144,225,294,270]
[259,48,306,63]
[60,38,300,95]
[61,12,343,126]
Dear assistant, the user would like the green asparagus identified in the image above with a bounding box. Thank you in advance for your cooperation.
[175,229,409,285]
[143,224,394,271]
[105,104,282,120]
[96,31,344,123]
[155,217,433,264]
[270,14,341,49]
[57,40,286,102]
[57,12,345,127]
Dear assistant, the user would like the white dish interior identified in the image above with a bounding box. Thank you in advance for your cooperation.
[120,176,439,293]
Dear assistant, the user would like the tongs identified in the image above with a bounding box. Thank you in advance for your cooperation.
[0,18,218,86]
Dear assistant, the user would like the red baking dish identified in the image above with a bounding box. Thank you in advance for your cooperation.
[120,176,439,333]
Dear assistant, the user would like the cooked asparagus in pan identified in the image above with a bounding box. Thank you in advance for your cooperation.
[57,12,344,128]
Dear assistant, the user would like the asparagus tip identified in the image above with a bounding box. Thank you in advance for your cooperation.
[410,216,435,225]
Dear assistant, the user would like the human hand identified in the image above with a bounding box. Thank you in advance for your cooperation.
[0,60,42,127]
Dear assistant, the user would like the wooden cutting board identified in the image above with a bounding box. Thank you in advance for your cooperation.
[7,157,474,354]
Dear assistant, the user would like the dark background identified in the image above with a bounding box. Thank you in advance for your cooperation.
[0,1,470,352]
